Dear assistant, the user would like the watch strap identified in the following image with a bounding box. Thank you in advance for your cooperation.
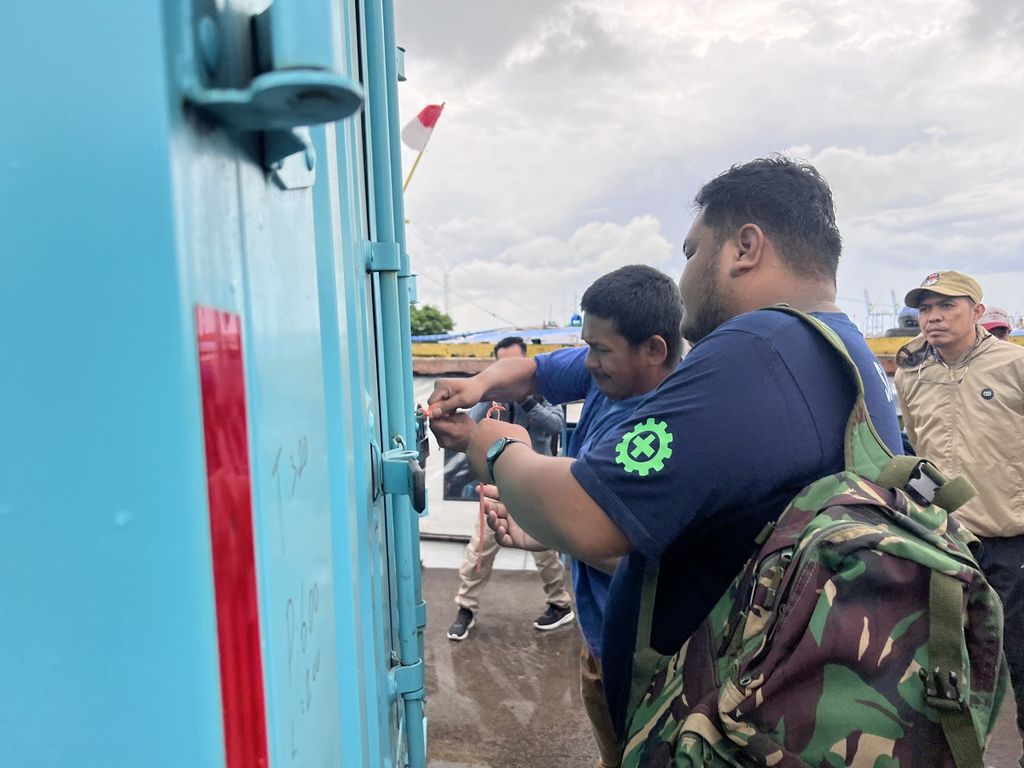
[487,437,526,484]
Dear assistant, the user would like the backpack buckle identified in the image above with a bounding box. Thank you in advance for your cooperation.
[905,462,942,506]
[919,667,967,712]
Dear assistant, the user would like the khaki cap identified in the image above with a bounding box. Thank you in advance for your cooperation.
[904,270,983,308]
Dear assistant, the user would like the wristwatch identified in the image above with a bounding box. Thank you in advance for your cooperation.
[485,437,526,483]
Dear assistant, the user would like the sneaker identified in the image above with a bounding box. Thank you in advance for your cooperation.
[447,607,476,641]
[533,603,575,631]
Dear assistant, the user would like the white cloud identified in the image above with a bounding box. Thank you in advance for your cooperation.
[396,0,1024,332]
[410,216,676,331]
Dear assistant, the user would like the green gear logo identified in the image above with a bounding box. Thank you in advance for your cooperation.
[615,418,674,476]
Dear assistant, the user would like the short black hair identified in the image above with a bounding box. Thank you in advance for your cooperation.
[694,155,842,280]
[493,336,527,357]
[580,264,684,363]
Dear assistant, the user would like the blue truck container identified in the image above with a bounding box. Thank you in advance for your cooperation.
[0,1,427,765]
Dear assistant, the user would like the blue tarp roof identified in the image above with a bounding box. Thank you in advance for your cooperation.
[412,325,585,344]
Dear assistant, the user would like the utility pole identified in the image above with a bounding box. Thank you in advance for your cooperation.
[442,267,451,316]
[864,290,879,337]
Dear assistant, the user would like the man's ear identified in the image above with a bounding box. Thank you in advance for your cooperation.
[729,223,766,278]
[642,335,669,367]
[972,302,986,322]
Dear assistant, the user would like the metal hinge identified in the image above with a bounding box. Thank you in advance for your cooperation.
[388,659,425,701]
[366,241,402,272]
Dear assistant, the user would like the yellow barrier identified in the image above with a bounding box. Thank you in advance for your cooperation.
[411,342,576,358]
[412,335,1024,360]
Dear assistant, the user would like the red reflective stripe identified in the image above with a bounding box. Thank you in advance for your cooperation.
[196,306,269,768]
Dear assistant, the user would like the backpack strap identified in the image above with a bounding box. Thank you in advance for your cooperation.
[762,305,891,482]
[763,306,976,511]
[773,307,983,766]
[876,455,976,513]
[925,571,985,768]
[628,559,665,716]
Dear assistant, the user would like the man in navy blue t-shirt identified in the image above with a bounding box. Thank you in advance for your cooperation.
[430,264,684,768]
[428,157,902,741]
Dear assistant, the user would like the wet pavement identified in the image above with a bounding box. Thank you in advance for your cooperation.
[421,566,1024,768]
[424,567,597,767]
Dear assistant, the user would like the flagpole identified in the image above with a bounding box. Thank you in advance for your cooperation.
[403,148,426,192]
[403,101,445,193]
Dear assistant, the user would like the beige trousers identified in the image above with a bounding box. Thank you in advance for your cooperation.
[454,517,572,613]
[580,644,621,768]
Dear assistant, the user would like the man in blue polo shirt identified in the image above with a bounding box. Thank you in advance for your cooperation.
[428,156,902,744]
[434,264,683,767]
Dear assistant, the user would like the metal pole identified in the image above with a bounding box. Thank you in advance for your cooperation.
[365,0,426,764]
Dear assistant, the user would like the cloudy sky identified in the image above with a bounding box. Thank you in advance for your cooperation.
[394,0,1024,335]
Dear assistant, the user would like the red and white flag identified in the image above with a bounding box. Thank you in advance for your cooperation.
[401,103,445,151]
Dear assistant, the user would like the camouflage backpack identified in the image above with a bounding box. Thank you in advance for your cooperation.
[621,307,1008,768]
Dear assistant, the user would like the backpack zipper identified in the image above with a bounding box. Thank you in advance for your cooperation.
[729,521,871,678]
[726,506,975,684]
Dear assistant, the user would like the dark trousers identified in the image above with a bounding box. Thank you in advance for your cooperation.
[977,534,1024,748]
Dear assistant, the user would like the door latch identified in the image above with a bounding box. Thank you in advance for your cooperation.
[382,448,426,513]
[183,0,364,185]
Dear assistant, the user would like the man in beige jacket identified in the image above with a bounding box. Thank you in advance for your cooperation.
[895,270,1024,757]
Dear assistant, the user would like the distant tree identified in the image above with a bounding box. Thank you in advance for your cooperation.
[410,304,454,336]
